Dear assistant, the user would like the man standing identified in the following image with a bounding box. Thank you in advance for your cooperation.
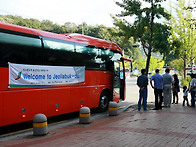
[162,68,173,107]
[137,69,148,111]
[150,69,163,110]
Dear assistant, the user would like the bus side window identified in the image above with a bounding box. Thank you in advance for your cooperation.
[0,31,42,66]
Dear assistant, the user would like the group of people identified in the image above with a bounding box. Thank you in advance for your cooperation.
[137,68,196,111]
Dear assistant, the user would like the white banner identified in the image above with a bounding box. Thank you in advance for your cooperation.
[9,63,85,88]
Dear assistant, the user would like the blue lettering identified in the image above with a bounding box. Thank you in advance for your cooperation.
[53,74,73,79]
[75,74,79,78]
[22,74,45,80]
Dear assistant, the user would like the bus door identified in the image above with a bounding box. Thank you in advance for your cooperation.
[113,60,125,101]
[120,60,126,100]
[120,57,132,101]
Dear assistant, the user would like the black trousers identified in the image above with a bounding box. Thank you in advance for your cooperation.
[154,88,163,109]
[183,96,189,106]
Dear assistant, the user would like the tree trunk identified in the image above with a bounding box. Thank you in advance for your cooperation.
[184,58,187,79]
[145,0,154,75]
[145,47,152,75]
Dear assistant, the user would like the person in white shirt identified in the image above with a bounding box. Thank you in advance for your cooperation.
[162,68,173,107]
[182,86,189,106]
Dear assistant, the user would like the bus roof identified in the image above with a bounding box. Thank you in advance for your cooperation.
[0,22,122,53]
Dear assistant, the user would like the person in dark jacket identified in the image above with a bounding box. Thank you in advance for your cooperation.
[172,74,180,104]
[137,69,148,111]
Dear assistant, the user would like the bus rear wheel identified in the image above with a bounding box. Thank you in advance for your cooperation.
[98,91,110,112]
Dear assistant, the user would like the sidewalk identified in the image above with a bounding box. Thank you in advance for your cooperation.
[1,104,196,147]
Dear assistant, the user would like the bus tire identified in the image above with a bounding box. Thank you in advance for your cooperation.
[98,91,110,112]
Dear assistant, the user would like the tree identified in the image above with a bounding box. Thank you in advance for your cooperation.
[115,0,170,74]
[149,56,165,72]
[111,15,137,54]
[0,15,24,25]
[168,0,196,79]
[170,59,184,75]
[110,15,144,71]
[183,0,196,11]
[132,55,146,70]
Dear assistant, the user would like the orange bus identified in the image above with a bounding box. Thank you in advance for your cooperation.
[0,22,131,126]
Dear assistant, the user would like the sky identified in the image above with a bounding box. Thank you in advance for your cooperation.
[0,0,124,26]
[0,0,195,27]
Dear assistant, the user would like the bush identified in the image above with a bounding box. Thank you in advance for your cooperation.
[181,77,191,87]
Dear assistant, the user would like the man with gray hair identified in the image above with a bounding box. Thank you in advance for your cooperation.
[162,68,173,107]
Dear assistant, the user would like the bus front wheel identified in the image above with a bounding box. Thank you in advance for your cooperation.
[98,91,110,112]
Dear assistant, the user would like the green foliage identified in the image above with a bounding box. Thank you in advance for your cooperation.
[169,58,184,72]
[165,54,178,66]
[0,15,65,33]
[152,23,171,57]
[168,0,196,78]
[115,0,171,74]
[181,77,191,87]
[132,55,165,72]
[149,57,165,72]
[132,55,146,70]
[110,15,137,57]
